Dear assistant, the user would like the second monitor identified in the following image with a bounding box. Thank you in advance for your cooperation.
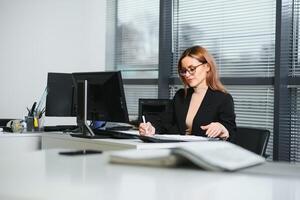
[45,72,75,117]
[72,71,129,133]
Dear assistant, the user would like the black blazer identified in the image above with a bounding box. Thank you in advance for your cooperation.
[153,88,237,142]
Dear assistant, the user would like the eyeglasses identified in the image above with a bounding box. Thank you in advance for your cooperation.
[179,62,206,76]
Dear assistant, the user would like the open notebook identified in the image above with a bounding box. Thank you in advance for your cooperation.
[109,141,265,171]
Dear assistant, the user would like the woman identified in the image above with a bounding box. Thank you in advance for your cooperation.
[139,45,237,141]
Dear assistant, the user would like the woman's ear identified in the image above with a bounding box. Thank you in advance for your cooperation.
[205,64,211,72]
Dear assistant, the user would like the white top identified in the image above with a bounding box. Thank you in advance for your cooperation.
[0,149,299,200]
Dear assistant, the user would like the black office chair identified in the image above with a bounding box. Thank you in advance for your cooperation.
[234,127,270,157]
[138,99,172,124]
[0,119,14,132]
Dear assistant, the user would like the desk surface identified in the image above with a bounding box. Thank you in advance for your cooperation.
[0,132,41,153]
[0,132,41,137]
[41,132,189,151]
[0,149,299,200]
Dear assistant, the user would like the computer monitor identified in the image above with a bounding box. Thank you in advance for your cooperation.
[45,72,75,117]
[72,71,129,136]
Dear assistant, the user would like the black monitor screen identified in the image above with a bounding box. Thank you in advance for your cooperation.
[72,71,129,123]
[45,73,75,117]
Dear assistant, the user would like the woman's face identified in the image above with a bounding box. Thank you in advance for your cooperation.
[180,56,210,88]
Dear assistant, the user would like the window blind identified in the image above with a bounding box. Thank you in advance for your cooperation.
[124,84,158,117]
[290,87,300,162]
[106,0,160,118]
[290,0,300,76]
[172,0,276,77]
[282,0,300,162]
[170,0,275,160]
[227,86,274,160]
[289,1,300,162]
[115,0,159,78]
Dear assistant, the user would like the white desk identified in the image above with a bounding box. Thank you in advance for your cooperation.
[41,132,187,151]
[41,132,300,178]
[0,149,299,200]
[0,132,41,153]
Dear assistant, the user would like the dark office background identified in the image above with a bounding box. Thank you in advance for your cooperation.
[106,0,300,162]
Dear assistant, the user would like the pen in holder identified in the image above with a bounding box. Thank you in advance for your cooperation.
[26,115,44,132]
[26,99,46,132]
[33,117,39,131]
[33,113,45,132]
[35,108,45,131]
[25,110,45,132]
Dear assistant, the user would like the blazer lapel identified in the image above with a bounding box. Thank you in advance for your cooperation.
[199,88,213,111]
[179,88,193,134]
[191,88,213,134]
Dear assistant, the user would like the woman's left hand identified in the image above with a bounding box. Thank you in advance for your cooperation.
[201,122,229,139]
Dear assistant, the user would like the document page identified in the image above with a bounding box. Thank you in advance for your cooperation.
[152,134,211,142]
[109,141,265,171]
[119,130,140,135]
[110,149,181,167]
[174,142,265,171]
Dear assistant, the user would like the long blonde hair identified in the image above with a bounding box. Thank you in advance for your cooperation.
[177,45,226,95]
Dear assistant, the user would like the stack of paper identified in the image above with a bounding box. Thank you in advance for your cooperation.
[110,141,266,171]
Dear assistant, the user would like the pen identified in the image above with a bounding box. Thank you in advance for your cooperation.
[38,108,45,119]
[142,115,148,134]
[29,102,37,116]
[36,87,48,115]
[26,107,31,115]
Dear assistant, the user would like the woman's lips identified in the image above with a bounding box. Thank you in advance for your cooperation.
[186,78,193,82]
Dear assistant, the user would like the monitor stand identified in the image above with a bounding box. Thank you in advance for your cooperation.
[70,80,110,139]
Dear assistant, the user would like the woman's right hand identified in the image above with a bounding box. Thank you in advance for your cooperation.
[138,122,155,136]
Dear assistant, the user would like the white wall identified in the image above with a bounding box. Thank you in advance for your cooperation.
[0,0,106,124]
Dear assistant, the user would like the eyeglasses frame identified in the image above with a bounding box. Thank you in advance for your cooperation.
[179,62,207,76]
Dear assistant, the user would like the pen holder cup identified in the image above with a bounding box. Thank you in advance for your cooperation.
[36,117,44,132]
[25,116,44,132]
[25,116,34,132]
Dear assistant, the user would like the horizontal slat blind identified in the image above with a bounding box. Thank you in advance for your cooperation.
[289,1,300,162]
[107,0,160,120]
[290,0,300,76]
[227,86,274,159]
[290,88,300,162]
[115,0,159,77]
[172,0,275,77]
[124,85,158,117]
[289,0,300,162]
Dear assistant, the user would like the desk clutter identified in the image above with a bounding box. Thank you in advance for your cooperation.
[0,87,47,133]
[0,119,25,133]
[0,117,43,133]
[25,88,47,132]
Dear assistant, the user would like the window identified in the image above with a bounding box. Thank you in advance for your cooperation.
[289,0,300,162]
[110,0,159,79]
[170,0,275,159]
[106,0,159,117]
[172,0,275,78]
[109,0,300,162]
